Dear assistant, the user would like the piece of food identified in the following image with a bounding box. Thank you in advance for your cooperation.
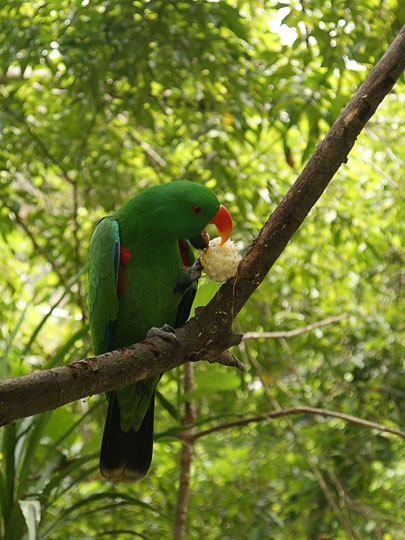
[200,237,241,282]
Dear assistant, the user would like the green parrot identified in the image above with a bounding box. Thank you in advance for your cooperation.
[88,181,232,483]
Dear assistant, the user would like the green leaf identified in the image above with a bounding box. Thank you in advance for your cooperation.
[16,413,52,499]
[39,492,153,539]
[22,265,88,357]
[1,301,30,378]
[45,324,90,369]
[190,280,221,316]
[156,389,180,422]
[19,499,41,540]
[180,366,240,402]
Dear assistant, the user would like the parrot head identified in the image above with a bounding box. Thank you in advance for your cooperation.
[133,181,232,247]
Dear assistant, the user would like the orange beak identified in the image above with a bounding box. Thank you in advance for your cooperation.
[210,204,233,245]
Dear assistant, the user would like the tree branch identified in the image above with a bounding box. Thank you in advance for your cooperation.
[1,26,405,424]
[242,336,359,539]
[193,406,405,440]
[0,332,242,426]
[243,313,349,340]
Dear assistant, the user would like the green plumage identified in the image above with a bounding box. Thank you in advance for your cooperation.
[88,181,222,483]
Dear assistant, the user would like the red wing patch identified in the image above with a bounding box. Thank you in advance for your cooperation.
[120,244,132,265]
[178,239,191,267]
[117,244,132,297]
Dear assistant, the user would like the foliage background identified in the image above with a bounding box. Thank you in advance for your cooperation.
[0,1,404,539]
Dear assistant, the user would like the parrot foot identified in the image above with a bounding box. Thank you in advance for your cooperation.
[174,257,203,293]
[146,325,179,346]
[188,256,203,282]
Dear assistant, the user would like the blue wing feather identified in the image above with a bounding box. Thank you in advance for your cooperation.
[107,221,120,351]
[88,217,120,356]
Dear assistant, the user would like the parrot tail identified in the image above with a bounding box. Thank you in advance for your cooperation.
[99,391,155,483]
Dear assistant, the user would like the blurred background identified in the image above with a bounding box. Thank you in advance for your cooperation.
[0,1,404,539]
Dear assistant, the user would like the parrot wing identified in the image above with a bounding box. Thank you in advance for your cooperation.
[88,217,120,355]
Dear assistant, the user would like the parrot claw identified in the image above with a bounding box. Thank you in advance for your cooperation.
[146,325,179,346]
[174,257,203,293]
[188,256,203,282]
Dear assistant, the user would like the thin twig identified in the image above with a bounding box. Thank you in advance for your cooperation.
[232,329,360,539]
[194,406,405,440]
[243,313,349,340]
[71,180,87,324]
[128,132,166,182]
[245,311,365,536]
[269,321,359,531]
[0,97,74,185]
[173,363,196,540]
[11,209,68,288]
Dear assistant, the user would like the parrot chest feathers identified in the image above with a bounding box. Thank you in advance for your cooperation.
[111,240,185,348]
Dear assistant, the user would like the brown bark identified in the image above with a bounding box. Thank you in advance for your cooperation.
[1,25,405,425]
[0,333,241,426]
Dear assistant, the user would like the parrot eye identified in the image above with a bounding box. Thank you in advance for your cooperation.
[192,205,201,214]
